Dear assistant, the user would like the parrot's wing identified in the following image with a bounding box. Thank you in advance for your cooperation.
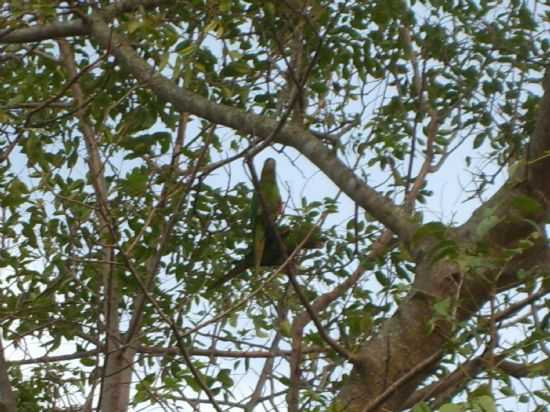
[253,219,266,272]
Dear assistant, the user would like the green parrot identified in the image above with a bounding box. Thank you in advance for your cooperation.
[251,158,283,273]
[207,222,325,291]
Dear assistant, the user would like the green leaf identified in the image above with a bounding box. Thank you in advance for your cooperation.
[510,195,543,217]
[127,18,142,34]
[80,358,96,367]
[412,402,431,412]
[470,395,496,412]
[439,403,465,412]
[24,135,43,164]
[22,222,37,248]
[122,169,149,196]
[216,369,234,388]
[472,132,486,149]
[375,270,390,287]
[430,239,459,262]
[433,297,452,318]
[279,320,292,337]
[533,390,550,403]
[2,178,29,208]
[413,222,447,242]
[474,208,501,239]
[221,61,250,77]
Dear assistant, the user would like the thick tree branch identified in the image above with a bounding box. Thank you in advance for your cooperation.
[402,354,486,410]
[402,284,550,410]
[0,20,86,43]
[458,70,550,251]
[402,352,550,410]
[527,67,550,195]
[336,199,549,411]
[497,358,550,378]
[362,350,443,412]
[83,9,417,242]
[0,0,168,43]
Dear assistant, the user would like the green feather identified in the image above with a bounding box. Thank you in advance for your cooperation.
[252,158,282,272]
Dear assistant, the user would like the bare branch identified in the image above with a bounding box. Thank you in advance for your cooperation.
[8,350,99,365]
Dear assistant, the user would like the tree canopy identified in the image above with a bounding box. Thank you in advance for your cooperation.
[0,1,549,411]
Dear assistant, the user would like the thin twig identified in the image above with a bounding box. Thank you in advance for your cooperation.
[361,350,443,412]
[246,158,356,362]
[117,248,223,412]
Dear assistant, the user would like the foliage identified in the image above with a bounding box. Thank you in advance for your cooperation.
[0,1,549,411]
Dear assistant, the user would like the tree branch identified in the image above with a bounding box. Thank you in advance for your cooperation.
[527,67,550,195]
[58,40,122,412]
[0,337,17,412]
[0,0,168,43]
[82,7,417,242]
[8,350,99,365]
[402,351,549,410]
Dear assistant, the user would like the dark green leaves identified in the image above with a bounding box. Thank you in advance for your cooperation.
[120,131,172,159]
[121,168,149,196]
[510,195,543,218]
[2,177,29,209]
